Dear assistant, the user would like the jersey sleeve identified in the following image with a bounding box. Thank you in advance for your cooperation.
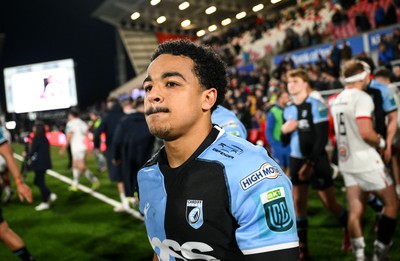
[265,111,277,146]
[0,127,7,145]
[212,106,248,139]
[311,98,328,124]
[65,121,72,134]
[382,85,398,113]
[283,105,296,121]
[222,139,299,256]
[355,93,374,119]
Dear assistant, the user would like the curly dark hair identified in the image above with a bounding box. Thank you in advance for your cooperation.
[150,40,227,111]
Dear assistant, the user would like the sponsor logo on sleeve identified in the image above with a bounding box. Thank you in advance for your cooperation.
[319,107,328,117]
[186,200,204,229]
[240,163,281,190]
[260,187,294,232]
[212,143,243,159]
[220,120,239,129]
[390,97,396,106]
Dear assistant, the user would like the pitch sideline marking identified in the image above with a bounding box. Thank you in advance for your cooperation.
[14,153,143,221]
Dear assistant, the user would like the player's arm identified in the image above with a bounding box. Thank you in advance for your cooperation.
[281,106,296,146]
[265,112,277,146]
[60,131,73,155]
[0,141,32,203]
[381,86,398,162]
[93,119,107,149]
[383,110,398,162]
[152,253,158,261]
[235,155,299,260]
[356,118,384,148]
[309,121,329,163]
[281,120,298,135]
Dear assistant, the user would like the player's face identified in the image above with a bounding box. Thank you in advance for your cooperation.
[143,54,212,141]
[280,92,291,106]
[287,76,308,96]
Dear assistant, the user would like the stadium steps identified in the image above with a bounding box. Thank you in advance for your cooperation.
[118,29,159,74]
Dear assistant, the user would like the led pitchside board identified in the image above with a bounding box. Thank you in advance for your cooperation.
[3,58,78,113]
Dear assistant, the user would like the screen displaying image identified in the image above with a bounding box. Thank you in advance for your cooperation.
[3,59,78,113]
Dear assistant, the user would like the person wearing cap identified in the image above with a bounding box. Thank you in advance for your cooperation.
[330,60,398,261]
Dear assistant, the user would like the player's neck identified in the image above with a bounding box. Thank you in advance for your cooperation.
[292,91,308,105]
[164,122,213,168]
[345,83,363,90]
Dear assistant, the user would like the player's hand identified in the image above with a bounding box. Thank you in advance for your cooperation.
[281,120,298,134]
[16,182,33,203]
[382,146,391,164]
[112,159,120,165]
[299,162,314,181]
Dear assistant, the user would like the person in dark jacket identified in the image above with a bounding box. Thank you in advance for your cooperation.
[112,98,155,210]
[27,122,56,211]
[94,96,125,211]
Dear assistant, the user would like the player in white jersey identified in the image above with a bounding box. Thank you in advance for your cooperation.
[330,60,398,261]
[60,108,99,191]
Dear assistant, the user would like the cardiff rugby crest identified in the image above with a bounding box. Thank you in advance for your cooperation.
[186,200,204,229]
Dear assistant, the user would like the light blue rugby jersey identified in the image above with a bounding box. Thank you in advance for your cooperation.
[138,126,298,260]
[283,96,328,159]
[369,79,397,112]
[212,105,248,139]
[0,127,7,144]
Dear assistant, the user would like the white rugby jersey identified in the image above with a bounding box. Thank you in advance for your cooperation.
[330,88,384,173]
[66,118,88,151]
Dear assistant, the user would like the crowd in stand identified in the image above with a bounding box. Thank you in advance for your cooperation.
[193,1,400,151]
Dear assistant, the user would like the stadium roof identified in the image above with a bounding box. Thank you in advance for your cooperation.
[92,0,297,36]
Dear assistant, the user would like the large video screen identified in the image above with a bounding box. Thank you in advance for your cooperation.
[3,58,78,113]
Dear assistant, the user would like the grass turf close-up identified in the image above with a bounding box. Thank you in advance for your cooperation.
[0,143,399,260]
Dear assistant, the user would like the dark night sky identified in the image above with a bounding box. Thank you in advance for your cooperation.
[0,0,126,113]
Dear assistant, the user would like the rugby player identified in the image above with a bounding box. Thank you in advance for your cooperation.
[138,40,299,260]
[281,69,349,259]
[330,60,398,261]
[0,124,34,260]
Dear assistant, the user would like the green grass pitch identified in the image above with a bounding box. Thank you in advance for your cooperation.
[0,143,398,260]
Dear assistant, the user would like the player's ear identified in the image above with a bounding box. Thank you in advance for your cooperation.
[201,88,217,111]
